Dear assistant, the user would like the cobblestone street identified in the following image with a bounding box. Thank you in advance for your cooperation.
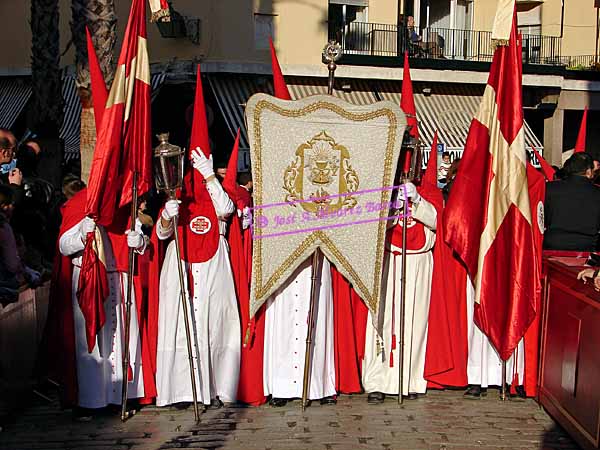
[0,390,580,450]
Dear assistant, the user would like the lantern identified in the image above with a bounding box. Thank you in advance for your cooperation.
[154,132,185,198]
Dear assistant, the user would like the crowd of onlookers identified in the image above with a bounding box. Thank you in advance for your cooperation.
[0,128,84,307]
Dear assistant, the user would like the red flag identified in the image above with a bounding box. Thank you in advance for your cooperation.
[574,107,588,153]
[401,52,418,140]
[85,27,108,131]
[86,0,152,225]
[443,3,536,361]
[269,37,291,100]
[77,232,109,353]
[532,146,555,181]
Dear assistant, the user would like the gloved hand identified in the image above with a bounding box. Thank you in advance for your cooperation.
[191,148,215,179]
[125,229,145,250]
[161,199,180,221]
[80,217,96,241]
[402,182,421,205]
[242,207,252,230]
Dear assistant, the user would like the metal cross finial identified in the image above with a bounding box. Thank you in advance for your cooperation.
[322,40,343,95]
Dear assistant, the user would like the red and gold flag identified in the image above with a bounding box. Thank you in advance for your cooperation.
[443,0,536,361]
[78,0,152,352]
[86,0,152,225]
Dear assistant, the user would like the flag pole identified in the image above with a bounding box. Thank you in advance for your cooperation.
[501,361,507,401]
[397,174,408,405]
[120,171,138,421]
[301,248,321,410]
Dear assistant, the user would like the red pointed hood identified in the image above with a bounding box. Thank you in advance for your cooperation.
[85,26,108,131]
[184,65,211,199]
[532,146,555,181]
[223,128,241,197]
[418,131,443,212]
[574,107,588,153]
[269,37,291,100]
[400,52,418,140]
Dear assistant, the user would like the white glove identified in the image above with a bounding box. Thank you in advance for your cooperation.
[80,217,96,240]
[125,229,145,250]
[402,182,421,204]
[161,199,180,221]
[242,207,252,230]
[191,148,215,179]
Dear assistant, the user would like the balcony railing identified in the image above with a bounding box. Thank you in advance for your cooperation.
[328,21,563,66]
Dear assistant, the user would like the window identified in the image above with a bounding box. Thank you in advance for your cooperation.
[328,1,369,53]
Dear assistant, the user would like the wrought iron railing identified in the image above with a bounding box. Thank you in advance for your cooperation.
[328,21,563,65]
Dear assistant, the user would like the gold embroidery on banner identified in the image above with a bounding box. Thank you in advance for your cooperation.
[284,131,359,215]
[250,99,400,315]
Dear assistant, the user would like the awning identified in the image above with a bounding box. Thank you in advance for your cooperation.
[0,78,32,130]
[61,71,169,162]
[60,75,82,162]
[207,74,544,171]
[207,73,273,150]
[287,76,377,105]
[208,74,378,151]
[372,80,543,150]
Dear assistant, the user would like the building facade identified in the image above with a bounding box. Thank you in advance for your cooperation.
[1,0,600,169]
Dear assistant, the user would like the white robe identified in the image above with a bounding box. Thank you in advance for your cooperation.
[363,199,437,396]
[466,279,524,388]
[263,254,336,400]
[155,179,240,406]
[59,223,145,409]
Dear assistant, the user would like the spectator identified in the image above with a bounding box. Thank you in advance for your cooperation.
[0,185,24,306]
[238,171,253,194]
[544,152,600,251]
[407,16,422,44]
[62,174,86,201]
[442,157,461,202]
[0,136,24,207]
[438,151,451,184]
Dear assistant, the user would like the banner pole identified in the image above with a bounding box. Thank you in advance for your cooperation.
[121,171,138,421]
[301,249,321,410]
[501,360,507,401]
[397,175,409,405]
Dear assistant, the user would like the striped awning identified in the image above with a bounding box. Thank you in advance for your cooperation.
[207,74,544,167]
[208,74,379,151]
[0,78,32,130]
[287,76,377,105]
[372,80,543,151]
[61,71,168,161]
[207,73,273,150]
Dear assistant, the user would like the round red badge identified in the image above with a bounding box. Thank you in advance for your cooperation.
[189,216,212,235]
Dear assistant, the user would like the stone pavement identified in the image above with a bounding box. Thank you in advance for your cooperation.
[0,390,580,450]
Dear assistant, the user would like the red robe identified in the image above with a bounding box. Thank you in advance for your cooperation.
[331,268,368,394]
[224,183,266,406]
[41,189,157,405]
[422,143,469,388]
[522,164,545,397]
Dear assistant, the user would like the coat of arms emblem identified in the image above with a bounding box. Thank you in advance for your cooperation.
[283,131,359,215]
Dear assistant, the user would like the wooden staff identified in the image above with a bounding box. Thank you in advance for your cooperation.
[501,361,507,401]
[121,172,138,421]
[397,175,409,405]
[301,249,321,411]
[170,195,201,422]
